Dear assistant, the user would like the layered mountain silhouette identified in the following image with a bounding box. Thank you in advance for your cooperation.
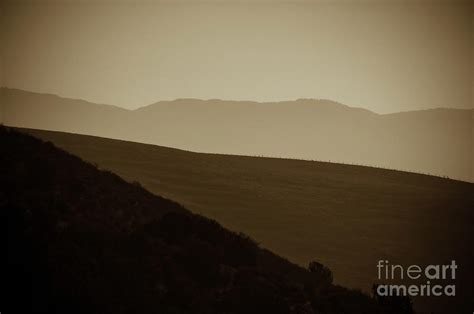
[1,87,472,181]
[2,126,416,314]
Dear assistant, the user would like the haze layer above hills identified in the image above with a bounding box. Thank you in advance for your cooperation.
[20,128,474,313]
[1,88,472,181]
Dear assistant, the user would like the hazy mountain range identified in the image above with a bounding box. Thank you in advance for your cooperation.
[1,87,472,181]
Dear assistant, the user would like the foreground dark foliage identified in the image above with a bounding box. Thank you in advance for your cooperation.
[1,126,413,313]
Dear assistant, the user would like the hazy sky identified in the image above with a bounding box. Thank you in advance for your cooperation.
[2,0,473,113]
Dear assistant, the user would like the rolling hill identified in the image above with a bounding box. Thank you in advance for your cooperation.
[1,88,472,181]
[18,127,474,313]
[2,126,416,314]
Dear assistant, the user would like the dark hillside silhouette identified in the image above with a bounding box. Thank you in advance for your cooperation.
[1,126,413,313]
[19,127,474,313]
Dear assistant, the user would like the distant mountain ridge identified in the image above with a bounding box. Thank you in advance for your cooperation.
[1,87,472,181]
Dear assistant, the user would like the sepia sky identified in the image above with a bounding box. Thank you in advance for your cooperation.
[1,0,473,113]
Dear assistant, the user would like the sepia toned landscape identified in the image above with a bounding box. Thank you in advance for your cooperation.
[2,0,473,313]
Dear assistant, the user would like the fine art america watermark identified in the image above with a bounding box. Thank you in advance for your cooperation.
[375,260,457,297]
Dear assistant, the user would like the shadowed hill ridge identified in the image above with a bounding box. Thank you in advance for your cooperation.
[18,127,474,314]
[2,88,472,181]
[1,126,418,314]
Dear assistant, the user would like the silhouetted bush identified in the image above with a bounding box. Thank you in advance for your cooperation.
[309,260,333,287]
[372,284,415,314]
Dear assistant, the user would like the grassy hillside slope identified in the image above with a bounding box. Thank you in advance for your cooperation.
[2,126,415,314]
[20,128,474,313]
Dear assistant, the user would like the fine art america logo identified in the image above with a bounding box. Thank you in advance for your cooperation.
[375,260,457,297]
